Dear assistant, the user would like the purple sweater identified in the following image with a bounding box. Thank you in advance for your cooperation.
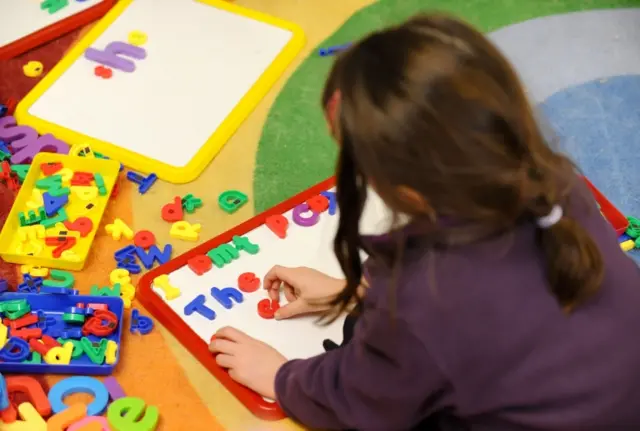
[275,186,640,431]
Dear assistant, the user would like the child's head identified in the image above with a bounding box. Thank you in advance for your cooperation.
[324,13,603,316]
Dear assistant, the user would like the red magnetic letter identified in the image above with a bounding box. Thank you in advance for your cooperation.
[63,217,93,237]
[45,236,76,258]
[265,214,288,239]
[161,197,183,222]
[188,255,212,276]
[134,230,156,249]
[238,272,260,293]
[306,195,329,213]
[70,172,94,186]
[257,299,280,319]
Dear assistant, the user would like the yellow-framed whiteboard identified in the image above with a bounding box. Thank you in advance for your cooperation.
[16,0,305,183]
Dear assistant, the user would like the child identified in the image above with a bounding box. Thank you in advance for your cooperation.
[209,13,640,430]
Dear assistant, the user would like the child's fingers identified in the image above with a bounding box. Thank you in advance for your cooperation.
[264,265,284,292]
[215,354,235,369]
[264,265,299,294]
[267,282,285,301]
[275,299,307,320]
[209,338,239,355]
[283,284,296,303]
[217,326,252,343]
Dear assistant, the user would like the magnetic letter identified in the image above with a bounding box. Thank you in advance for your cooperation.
[232,235,259,254]
[184,294,216,320]
[211,287,243,310]
[188,255,212,275]
[238,272,260,293]
[218,190,248,214]
[206,244,239,268]
[152,275,180,300]
[135,244,172,269]
[292,203,319,227]
[107,397,159,431]
[306,195,329,213]
[265,214,288,239]
[84,42,147,73]
[105,218,134,241]
[320,191,337,215]
[48,376,109,415]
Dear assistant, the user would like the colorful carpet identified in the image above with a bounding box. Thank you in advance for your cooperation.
[1,0,639,429]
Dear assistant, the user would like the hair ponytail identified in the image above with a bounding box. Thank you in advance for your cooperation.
[536,210,604,312]
[325,124,369,323]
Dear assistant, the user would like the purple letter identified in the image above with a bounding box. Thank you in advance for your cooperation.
[292,203,320,227]
[0,116,38,148]
[11,134,69,164]
[84,42,147,73]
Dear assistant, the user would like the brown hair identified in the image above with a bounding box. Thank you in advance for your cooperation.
[322,13,604,320]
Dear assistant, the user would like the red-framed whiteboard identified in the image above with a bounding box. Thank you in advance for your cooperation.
[137,177,337,421]
[583,176,628,235]
[0,0,116,60]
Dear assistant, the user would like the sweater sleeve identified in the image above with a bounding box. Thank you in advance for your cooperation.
[275,307,450,430]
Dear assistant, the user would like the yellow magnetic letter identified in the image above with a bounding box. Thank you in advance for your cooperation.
[105,341,118,365]
[44,342,73,365]
[58,168,74,186]
[0,402,46,431]
[120,283,136,309]
[109,269,131,286]
[152,275,181,301]
[71,186,98,201]
[20,265,49,278]
[170,221,201,241]
[0,324,8,349]
[26,189,43,210]
[105,218,134,241]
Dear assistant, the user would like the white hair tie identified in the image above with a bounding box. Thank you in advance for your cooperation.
[536,205,563,229]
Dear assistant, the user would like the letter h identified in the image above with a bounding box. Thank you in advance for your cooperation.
[84,42,147,73]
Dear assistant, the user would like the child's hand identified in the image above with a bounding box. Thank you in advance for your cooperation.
[209,327,287,400]
[263,265,345,320]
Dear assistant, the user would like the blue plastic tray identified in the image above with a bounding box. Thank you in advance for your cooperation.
[0,293,124,375]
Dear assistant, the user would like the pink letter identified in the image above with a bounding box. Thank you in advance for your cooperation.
[67,416,110,431]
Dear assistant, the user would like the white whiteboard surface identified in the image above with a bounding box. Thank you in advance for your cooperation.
[152,188,393,361]
[0,0,102,47]
[26,0,294,168]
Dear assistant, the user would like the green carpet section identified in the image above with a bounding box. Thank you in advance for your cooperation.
[253,0,640,212]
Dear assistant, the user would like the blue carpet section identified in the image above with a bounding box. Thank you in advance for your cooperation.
[539,75,640,262]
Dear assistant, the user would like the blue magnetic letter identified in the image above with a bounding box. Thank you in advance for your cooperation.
[320,191,337,215]
[184,294,216,320]
[210,287,243,310]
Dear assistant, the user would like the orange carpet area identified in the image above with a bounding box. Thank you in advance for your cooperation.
[0,28,223,430]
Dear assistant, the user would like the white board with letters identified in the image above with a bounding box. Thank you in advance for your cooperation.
[146,184,392,360]
[138,181,393,418]
[16,0,305,183]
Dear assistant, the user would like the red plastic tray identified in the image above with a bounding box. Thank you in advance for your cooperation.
[0,0,116,60]
[583,176,628,235]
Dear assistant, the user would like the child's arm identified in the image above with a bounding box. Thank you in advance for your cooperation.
[275,307,449,430]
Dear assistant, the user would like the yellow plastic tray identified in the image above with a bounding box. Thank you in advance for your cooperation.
[0,153,119,271]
